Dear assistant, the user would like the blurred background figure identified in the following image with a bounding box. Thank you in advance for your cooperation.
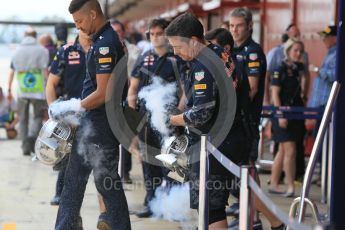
[7,27,49,156]
[54,23,68,48]
[39,33,57,67]
[205,27,234,53]
[0,86,18,139]
[269,38,306,197]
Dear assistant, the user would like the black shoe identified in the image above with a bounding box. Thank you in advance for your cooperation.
[271,223,286,230]
[226,202,239,216]
[228,218,263,230]
[253,220,263,230]
[50,195,60,206]
[135,207,153,218]
[74,216,83,230]
[228,218,239,229]
[23,150,31,156]
[97,212,110,230]
[123,174,133,184]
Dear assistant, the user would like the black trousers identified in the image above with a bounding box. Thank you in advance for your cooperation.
[55,116,131,230]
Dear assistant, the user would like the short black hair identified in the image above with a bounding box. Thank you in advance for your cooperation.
[68,0,101,14]
[286,23,297,32]
[205,28,234,51]
[111,19,125,32]
[148,18,170,31]
[281,33,289,43]
[229,7,253,25]
[165,12,204,40]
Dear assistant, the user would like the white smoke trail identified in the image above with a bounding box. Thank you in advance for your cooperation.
[48,98,85,126]
[49,98,109,180]
[138,77,177,138]
[149,183,193,222]
[75,121,111,180]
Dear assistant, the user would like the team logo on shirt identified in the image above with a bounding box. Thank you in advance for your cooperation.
[236,54,244,61]
[69,60,81,65]
[68,51,80,59]
[249,53,258,61]
[273,71,280,79]
[248,62,260,68]
[195,71,205,81]
[98,57,112,63]
[194,84,207,90]
[144,55,155,66]
[99,47,110,55]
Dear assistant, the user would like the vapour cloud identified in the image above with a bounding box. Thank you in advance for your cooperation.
[138,77,177,138]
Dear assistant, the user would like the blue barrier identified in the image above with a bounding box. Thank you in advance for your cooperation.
[261,106,323,120]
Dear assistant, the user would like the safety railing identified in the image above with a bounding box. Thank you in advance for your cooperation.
[198,135,313,230]
[257,85,338,208]
[291,81,340,226]
[258,105,323,172]
[197,81,340,230]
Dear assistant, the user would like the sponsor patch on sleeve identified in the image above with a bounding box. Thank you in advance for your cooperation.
[194,71,205,81]
[99,47,109,55]
[98,57,112,63]
[194,84,207,90]
[248,62,260,68]
[249,53,258,61]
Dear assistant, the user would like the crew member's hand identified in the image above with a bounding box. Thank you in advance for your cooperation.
[48,98,85,122]
[128,136,141,163]
[7,92,13,101]
[305,119,316,129]
[278,118,288,128]
[5,123,13,129]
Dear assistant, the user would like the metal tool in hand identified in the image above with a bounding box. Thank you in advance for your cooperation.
[155,134,190,182]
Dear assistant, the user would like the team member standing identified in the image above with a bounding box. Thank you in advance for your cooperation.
[269,39,306,197]
[166,12,243,229]
[54,0,131,229]
[46,31,91,206]
[127,18,184,218]
[229,7,285,230]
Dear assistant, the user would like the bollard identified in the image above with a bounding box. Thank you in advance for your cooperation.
[198,135,209,230]
[118,144,124,180]
[239,166,250,230]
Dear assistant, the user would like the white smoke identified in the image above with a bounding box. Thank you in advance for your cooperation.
[49,98,109,180]
[75,121,111,180]
[138,77,177,138]
[48,98,85,126]
[149,183,193,222]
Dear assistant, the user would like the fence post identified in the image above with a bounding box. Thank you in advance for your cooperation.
[327,113,334,207]
[298,82,340,222]
[321,127,328,204]
[118,144,124,180]
[239,166,250,230]
[198,135,209,230]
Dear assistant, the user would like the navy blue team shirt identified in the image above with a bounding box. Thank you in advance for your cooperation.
[83,22,125,110]
[271,61,304,106]
[50,41,85,99]
[232,37,266,124]
[131,50,181,89]
[182,43,235,136]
